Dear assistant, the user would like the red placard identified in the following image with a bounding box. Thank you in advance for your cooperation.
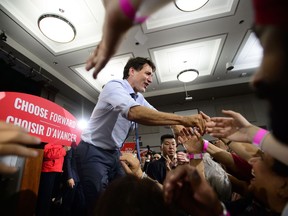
[121,142,136,153]
[0,92,82,145]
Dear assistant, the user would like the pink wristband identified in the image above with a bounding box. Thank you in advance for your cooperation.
[203,140,209,152]
[253,128,269,147]
[187,140,208,160]
[119,0,148,24]
[119,0,136,20]
[188,153,203,160]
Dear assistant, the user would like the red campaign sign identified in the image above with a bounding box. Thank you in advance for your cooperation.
[120,142,136,153]
[0,92,82,146]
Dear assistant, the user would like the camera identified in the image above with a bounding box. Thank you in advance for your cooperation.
[226,62,234,71]
[0,32,7,42]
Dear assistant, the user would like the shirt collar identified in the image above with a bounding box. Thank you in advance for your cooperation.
[123,79,138,98]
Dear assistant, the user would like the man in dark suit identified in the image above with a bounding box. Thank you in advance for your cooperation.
[61,141,85,216]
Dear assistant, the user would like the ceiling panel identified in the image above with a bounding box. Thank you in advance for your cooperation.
[73,53,134,92]
[143,0,238,32]
[150,35,225,83]
[1,0,105,54]
[233,30,262,71]
[0,0,258,107]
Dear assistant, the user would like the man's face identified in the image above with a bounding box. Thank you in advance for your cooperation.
[251,25,288,93]
[248,152,288,210]
[129,63,153,93]
[153,154,161,160]
[161,138,177,158]
[251,25,288,142]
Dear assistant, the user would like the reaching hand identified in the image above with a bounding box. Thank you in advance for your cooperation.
[120,152,142,178]
[85,41,116,79]
[171,125,204,153]
[187,114,207,135]
[163,165,223,216]
[176,151,189,165]
[200,110,212,122]
[85,0,173,79]
[0,121,41,174]
[85,0,134,79]
[206,110,253,143]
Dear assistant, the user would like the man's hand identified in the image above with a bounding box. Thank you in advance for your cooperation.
[176,151,189,165]
[206,110,255,143]
[171,125,204,153]
[120,152,143,178]
[67,178,75,188]
[186,114,206,135]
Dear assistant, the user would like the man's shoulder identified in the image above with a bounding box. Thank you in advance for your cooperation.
[105,79,124,86]
[100,79,128,95]
[147,159,165,169]
[104,79,132,92]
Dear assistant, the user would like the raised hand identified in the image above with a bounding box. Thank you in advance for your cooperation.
[0,121,41,174]
[85,0,134,79]
[206,110,254,143]
[171,125,203,153]
[85,40,119,79]
[176,151,189,165]
[163,165,223,216]
[119,152,142,178]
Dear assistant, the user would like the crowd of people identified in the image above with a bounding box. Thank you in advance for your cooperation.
[0,0,287,215]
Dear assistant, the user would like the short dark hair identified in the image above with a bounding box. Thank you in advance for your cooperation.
[123,57,156,79]
[160,134,175,144]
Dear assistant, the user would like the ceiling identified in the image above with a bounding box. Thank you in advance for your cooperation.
[0,0,261,109]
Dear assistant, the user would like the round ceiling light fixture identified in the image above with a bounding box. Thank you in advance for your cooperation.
[177,69,199,83]
[174,0,209,12]
[38,14,76,43]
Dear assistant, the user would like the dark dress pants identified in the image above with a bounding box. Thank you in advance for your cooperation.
[35,172,59,216]
[75,141,125,216]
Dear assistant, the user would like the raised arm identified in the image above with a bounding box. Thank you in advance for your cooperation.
[86,0,135,78]
[128,106,206,135]
[205,109,288,166]
[86,0,172,78]
[120,152,163,188]
[206,109,262,143]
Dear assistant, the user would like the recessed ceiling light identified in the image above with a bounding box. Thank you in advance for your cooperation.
[38,14,76,43]
[174,0,209,12]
